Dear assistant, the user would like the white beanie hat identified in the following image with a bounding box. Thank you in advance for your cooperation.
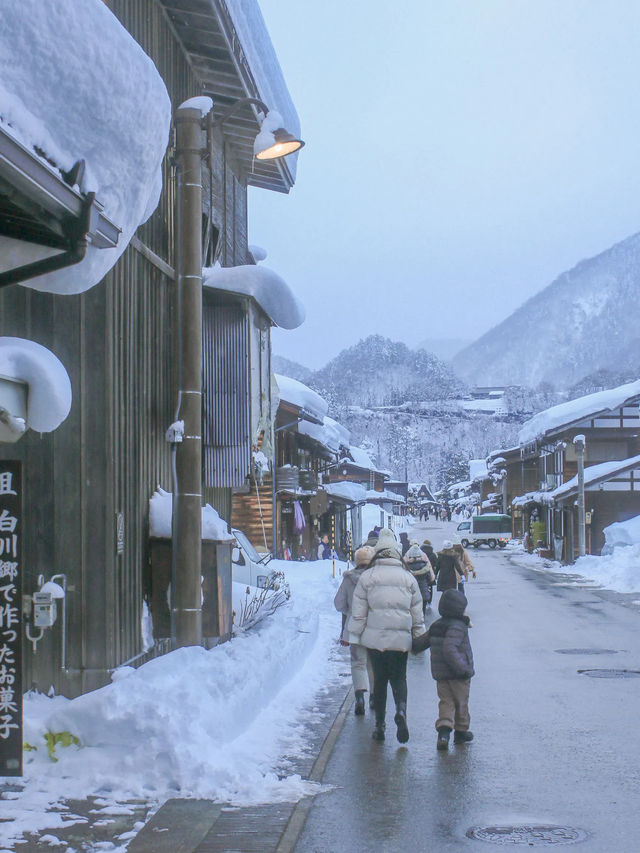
[442,539,453,549]
[374,528,400,554]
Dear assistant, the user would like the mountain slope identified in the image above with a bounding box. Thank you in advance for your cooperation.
[311,334,465,408]
[452,232,640,388]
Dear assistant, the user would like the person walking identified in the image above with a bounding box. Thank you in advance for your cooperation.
[412,588,474,750]
[434,540,462,595]
[399,531,410,556]
[334,546,376,715]
[452,543,476,592]
[348,528,425,743]
[363,529,379,548]
[404,541,436,616]
[420,539,438,571]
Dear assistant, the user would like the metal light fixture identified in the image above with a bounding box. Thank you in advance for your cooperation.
[213,97,304,161]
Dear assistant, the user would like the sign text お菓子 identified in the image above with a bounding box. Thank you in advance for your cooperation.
[0,462,22,776]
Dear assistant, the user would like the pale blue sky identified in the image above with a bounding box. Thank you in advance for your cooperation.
[249,0,640,369]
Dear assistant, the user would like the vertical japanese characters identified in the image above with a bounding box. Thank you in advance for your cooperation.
[0,462,22,776]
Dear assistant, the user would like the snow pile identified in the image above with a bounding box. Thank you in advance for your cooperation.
[603,514,640,551]
[0,0,171,294]
[469,458,488,482]
[0,337,71,431]
[274,374,328,422]
[203,265,305,330]
[149,487,235,542]
[510,544,640,595]
[1,560,345,846]
[519,379,640,445]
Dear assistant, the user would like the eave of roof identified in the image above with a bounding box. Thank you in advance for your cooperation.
[159,0,299,194]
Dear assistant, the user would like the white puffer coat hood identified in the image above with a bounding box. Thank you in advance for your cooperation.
[347,555,426,652]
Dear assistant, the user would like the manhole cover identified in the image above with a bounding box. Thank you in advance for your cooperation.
[555,649,617,655]
[466,824,588,845]
[578,668,640,678]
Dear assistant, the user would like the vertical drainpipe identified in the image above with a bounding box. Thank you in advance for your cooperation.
[174,104,203,647]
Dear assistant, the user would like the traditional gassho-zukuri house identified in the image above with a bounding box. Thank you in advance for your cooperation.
[496,379,640,560]
[0,0,304,698]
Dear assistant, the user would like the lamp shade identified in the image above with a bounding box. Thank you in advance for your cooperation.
[253,109,304,160]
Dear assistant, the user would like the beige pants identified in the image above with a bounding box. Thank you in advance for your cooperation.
[436,679,471,731]
[350,643,375,693]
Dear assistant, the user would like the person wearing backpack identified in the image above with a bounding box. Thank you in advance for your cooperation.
[412,588,475,750]
[404,541,435,616]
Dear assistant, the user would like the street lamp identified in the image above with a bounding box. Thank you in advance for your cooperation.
[213,97,304,160]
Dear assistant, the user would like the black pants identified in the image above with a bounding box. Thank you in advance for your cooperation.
[368,649,408,722]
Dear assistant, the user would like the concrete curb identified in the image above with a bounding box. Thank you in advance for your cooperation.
[275,686,354,853]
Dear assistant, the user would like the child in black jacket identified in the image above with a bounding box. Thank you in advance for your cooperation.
[413,588,474,750]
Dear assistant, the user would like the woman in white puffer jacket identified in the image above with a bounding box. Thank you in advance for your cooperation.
[348,528,426,744]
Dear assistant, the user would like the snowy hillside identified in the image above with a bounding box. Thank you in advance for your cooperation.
[272,354,313,384]
[311,334,465,409]
[452,231,640,388]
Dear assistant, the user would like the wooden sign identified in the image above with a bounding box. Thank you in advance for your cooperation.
[0,460,22,776]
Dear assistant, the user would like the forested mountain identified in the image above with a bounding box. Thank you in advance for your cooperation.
[452,231,640,388]
[311,335,465,409]
[272,354,313,384]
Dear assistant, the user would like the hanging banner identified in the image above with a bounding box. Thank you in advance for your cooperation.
[0,460,22,776]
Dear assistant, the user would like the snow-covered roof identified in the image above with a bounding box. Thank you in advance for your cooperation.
[0,0,171,295]
[469,459,489,482]
[297,415,350,455]
[366,488,406,504]
[552,455,640,502]
[0,337,71,433]
[203,264,305,330]
[274,374,327,423]
[149,487,234,541]
[347,445,375,470]
[223,0,301,183]
[519,379,640,445]
[448,480,472,494]
[511,491,552,508]
[322,481,366,504]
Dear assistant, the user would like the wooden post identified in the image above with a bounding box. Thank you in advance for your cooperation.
[174,104,203,647]
[331,514,335,578]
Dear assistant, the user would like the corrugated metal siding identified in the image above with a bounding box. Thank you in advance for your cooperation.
[203,298,251,487]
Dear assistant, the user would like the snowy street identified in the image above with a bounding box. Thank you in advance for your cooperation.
[295,519,640,853]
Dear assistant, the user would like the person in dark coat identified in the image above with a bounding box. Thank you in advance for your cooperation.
[413,588,474,750]
[404,542,436,615]
[317,533,331,560]
[420,539,438,571]
[434,540,461,593]
[363,529,379,548]
[399,531,410,556]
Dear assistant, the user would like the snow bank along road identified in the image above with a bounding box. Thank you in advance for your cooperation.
[0,559,347,850]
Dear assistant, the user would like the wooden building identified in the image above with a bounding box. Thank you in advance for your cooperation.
[0,0,302,697]
[493,380,640,560]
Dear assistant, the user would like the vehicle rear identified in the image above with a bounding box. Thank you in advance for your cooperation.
[458,514,512,549]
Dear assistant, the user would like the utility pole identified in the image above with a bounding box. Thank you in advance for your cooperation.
[173,102,203,647]
[574,434,586,558]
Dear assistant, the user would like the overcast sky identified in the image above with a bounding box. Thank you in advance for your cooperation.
[248,0,640,370]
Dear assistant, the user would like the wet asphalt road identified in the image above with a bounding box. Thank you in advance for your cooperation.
[294,521,640,852]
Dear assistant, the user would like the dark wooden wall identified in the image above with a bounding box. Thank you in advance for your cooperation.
[1,0,251,697]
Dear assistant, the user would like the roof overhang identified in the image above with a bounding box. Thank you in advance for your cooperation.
[0,126,121,287]
[160,0,299,194]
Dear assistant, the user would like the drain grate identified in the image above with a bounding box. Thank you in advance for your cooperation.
[555,648,617,655]
[578,668,640,678]
[466,824,588,845]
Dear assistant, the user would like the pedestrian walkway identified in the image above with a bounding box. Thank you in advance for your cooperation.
[294,541,640,852]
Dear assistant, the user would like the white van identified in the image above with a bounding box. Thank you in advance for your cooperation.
[231,528,277,588]
[454,514,512,549]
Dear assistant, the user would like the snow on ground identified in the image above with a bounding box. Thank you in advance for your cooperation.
[509,544,640,595]
[0,559,347,849]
